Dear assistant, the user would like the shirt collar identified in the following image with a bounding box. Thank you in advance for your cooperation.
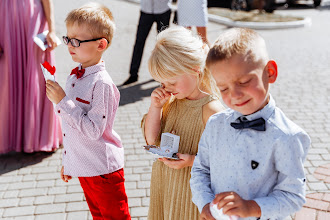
[232,94,276,122]
[78,60,105,78]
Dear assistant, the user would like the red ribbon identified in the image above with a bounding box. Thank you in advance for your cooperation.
[42,61,56,75]
[70,67,85,79]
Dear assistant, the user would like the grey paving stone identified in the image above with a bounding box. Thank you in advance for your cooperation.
[0,176,23,184]
[3,190,19,199]
[19,188,48,198]
[31,166,58,174]
[22,174,38,182]
[54,193,84,203]
[66,211,88,220]
[36,180,55,188]
[13,216,35,220]
[137,181,150,189]
[3,206,35,217]
[36,173,60,181]
[35,203,66,214]
[126,189,147,198]
[35,213,66,220]
[308,182,329,191]
[19,197,35,206]
[142,198,150,206]
[66,202,89,212]
[0,198,19,208]
[125,181,137,189]
[128,198,142,207]
[34,195,55,205]
[130,207,149,217]
[66,186,83,194]
[8,181,36,190]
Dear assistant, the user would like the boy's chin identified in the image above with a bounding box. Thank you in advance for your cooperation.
[232,105,259,116]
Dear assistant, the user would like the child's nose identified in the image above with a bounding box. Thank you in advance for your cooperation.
[231,87,243,99]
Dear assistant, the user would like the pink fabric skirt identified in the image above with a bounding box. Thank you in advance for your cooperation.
[0,0,62,154]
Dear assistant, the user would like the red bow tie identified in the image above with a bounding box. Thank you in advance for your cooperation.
[71,67,85,79]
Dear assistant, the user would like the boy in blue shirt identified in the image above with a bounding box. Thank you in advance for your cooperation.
[190,28,310,219]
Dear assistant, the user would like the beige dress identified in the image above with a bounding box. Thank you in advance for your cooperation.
[142,95,216,220]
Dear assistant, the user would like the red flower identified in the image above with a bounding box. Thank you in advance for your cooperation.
[42,61,56,75]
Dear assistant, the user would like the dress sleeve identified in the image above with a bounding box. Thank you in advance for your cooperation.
[56,81,111,140]
[254,131,311,219]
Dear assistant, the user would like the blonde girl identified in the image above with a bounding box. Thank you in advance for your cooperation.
[142,26,225,220]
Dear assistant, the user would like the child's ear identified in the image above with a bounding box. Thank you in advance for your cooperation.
[266,60,277,84]
[97,38,108,51]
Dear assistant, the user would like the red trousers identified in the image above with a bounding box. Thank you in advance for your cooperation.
[79,168,131,220]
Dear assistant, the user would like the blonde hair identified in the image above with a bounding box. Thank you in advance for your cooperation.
[206,28,269,67]
[65,2,115,48]
[148,26,220,98]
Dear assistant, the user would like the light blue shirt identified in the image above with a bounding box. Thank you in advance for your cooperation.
[190,95,310,220]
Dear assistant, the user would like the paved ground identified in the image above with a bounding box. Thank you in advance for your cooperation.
[0,0,330,219]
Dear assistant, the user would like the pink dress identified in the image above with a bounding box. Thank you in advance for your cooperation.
[0,0,62,154]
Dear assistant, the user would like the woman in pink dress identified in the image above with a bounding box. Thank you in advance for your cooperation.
[0,0,62,154]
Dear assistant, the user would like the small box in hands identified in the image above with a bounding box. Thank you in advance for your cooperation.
[160,133,180,152]
[143,133,180,160]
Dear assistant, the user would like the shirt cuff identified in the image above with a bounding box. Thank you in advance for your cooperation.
[56,96,75,113]
[254,197,280,219]
[194,193,214,213]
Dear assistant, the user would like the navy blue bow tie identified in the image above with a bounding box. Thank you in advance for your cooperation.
[230,117,266,131]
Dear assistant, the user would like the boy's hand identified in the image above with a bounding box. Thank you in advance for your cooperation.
[46,80,66,104]
[60,166,72,182]
[200,203,216,220]
[158,153,195,169]
[150,87,171,108]
[212,191,261,218]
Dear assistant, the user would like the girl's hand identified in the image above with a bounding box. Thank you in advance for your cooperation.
[158,153,195,169]
[200,203,216,220]
[46,31,58,51]
[60,166,72,182]
[150,87,171,108]
[46,80,66,104]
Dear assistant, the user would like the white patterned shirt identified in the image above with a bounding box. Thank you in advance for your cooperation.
[140,0,171,14]
[56,61,124,177]
[190,95,310,220]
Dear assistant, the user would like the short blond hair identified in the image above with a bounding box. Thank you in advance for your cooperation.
[65,2,115,48]
[206,28,269,67]
[148,26,220,98]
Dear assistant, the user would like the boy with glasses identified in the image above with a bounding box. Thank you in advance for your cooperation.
[45,3,130,219]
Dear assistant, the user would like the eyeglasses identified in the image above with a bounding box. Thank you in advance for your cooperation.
[62,36,105,47]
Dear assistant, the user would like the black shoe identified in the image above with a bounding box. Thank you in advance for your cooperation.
[122,75,138,86]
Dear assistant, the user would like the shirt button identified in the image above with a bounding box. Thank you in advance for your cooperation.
[103,116,106,118]
[64,151,66,155]
[72,83,75,87]
[63,133,65,137]
[58,110,60,113]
